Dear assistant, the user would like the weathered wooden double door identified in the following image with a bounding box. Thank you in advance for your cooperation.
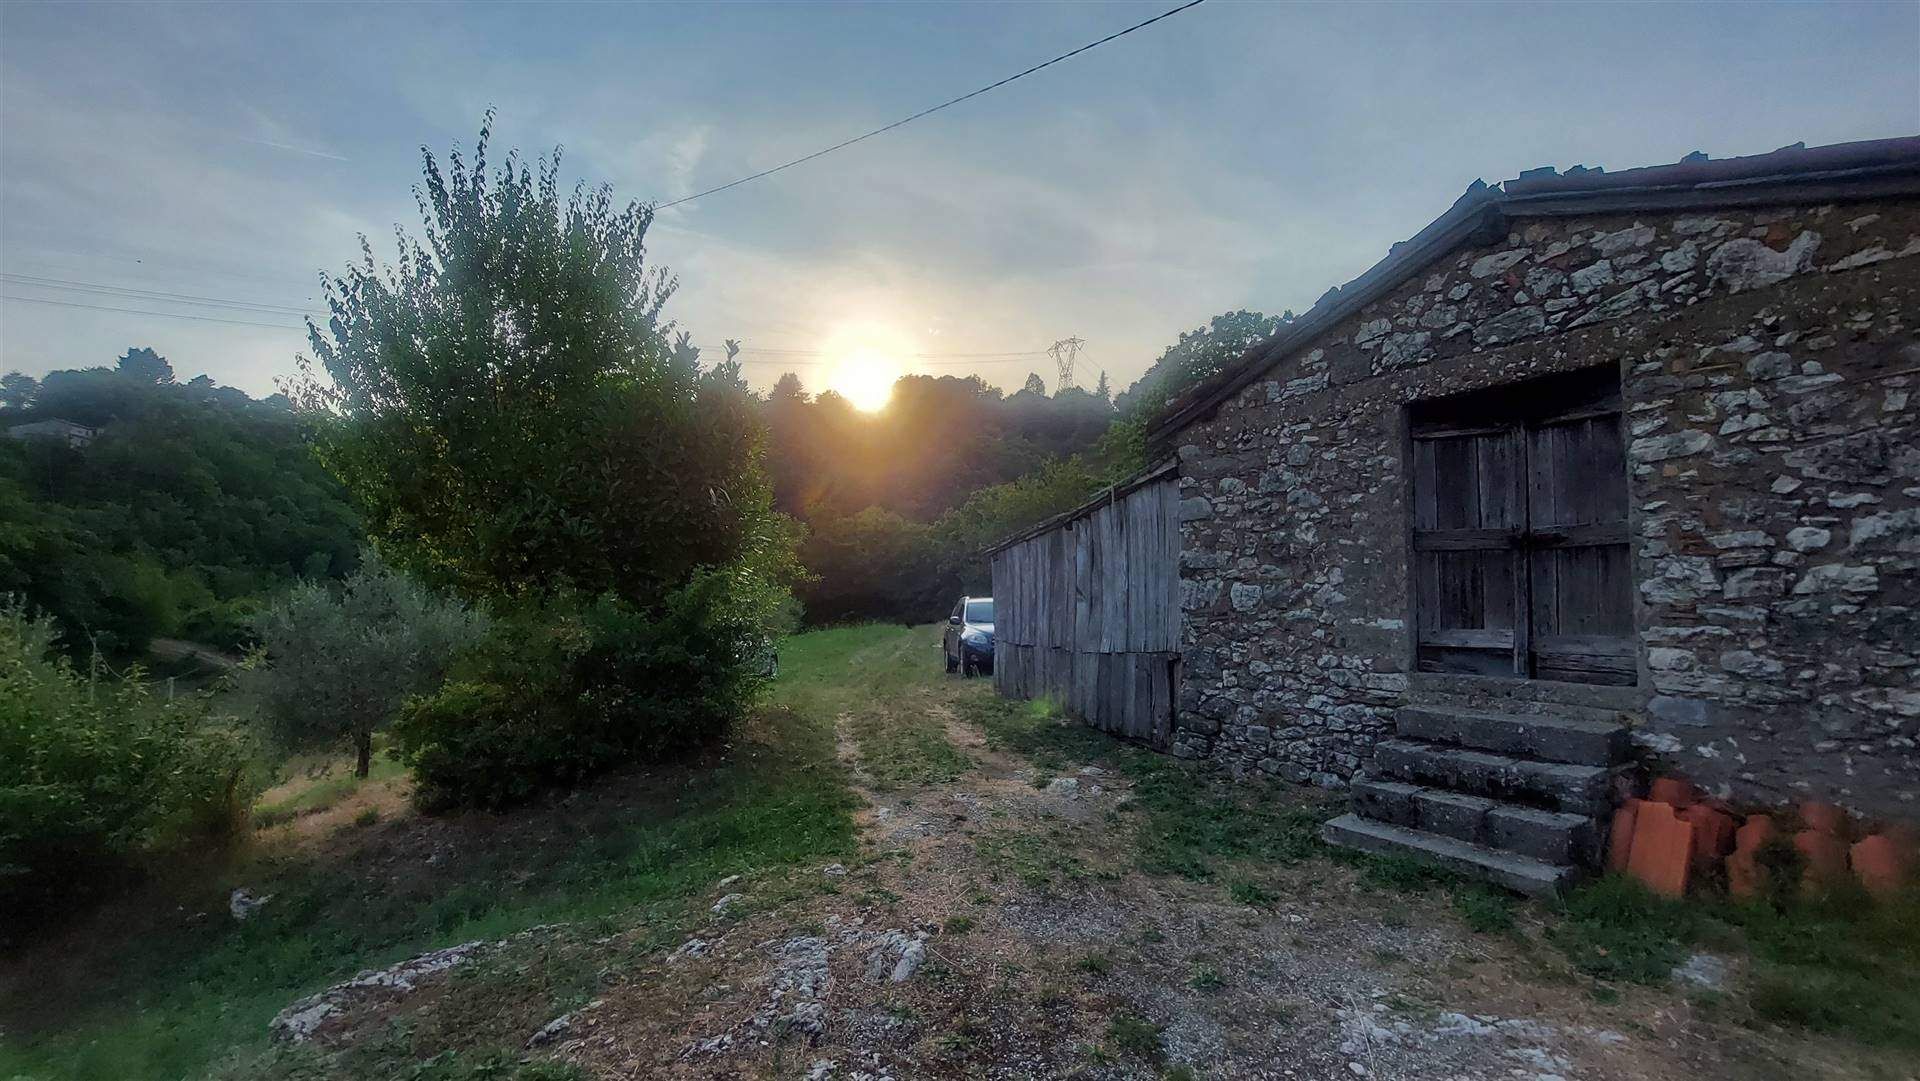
[1409,368,1635,685]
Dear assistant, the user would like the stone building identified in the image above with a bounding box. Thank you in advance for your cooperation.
[995,136,1920,888]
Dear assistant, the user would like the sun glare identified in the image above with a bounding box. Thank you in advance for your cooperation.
[826,346,902,412]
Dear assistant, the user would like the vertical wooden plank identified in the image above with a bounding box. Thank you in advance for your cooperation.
[1508,425,1531,677]
[1131,655,1152,740]
[1164,477,1181,651]
[1414,439,1438,530]
[1108,500,1123,655]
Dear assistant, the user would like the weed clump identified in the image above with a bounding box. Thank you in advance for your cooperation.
[1105,1011,1165,1063]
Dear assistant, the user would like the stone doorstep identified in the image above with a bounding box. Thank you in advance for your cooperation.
[1371,740,1614,816]
[1322,813,1578,898]
[1351,778,1593,864]
[1394,706,1629,768]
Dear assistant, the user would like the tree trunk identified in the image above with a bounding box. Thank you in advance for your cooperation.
[355,733,372,779]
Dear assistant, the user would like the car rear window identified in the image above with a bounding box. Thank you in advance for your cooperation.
[965,599,993,623]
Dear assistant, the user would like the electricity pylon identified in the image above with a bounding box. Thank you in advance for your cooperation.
[1048,337,1085,391]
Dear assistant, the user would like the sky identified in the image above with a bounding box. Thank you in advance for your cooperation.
[1,0,1916,402]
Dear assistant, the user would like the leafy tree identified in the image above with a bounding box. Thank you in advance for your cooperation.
[769,372,807,404]
[247,555,482,777]
[116,346,175,385]
[296,117,779,607]
[1093,369,1111,403]
[297,118,799,806]
[1021,372,1047,397]
[0,372,37,411]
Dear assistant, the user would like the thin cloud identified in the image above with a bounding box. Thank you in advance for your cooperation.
[237,136,351,163]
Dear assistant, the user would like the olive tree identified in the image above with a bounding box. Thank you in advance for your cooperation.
[247,555,483,776]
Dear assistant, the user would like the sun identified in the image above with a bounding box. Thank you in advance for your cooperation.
[825,346,902,412]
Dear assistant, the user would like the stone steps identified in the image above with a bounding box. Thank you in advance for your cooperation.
[1350,778,1596,864]
[1371,740,1615,815]
[1394,706,1627,767]
[1322,814,1576,898]
[1323,706,1631,896]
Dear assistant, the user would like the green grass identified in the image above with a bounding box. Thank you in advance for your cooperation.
[1450,884,1517,935]
[792,625,973,790]
[0,625,893,1081]
[1105,1011,1165,1063]
[976,828,1085,891]
[1227,878,1276,909]
[252,754,408,828]
[1074,951,1113,976]
[1548,873,1920,1048]
[958,693,1335,880]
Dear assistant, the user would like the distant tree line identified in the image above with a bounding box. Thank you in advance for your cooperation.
[0,348,362,657]
[773,308,1293,625]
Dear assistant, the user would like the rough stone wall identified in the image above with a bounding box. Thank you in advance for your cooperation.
[1172,198,1920,818]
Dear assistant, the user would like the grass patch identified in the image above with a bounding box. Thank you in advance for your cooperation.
[1188,964,1224,992]
[942,915,976,935]
[1347,850,1457,893]
[1226,879,1276,909]
[0,625,894,1081]
[962,691,1335,880]
[815,626,973,790]
[1450,883,1517,934]
[1549,874,1700,984]
[1105,1011,1165,1063]
[976,828,1084,891]
[1548,873,1920,1049]
[963,695,1116,777]
[1075,951,1113,976]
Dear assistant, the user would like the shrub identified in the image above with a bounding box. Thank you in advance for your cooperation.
[393,574,770,810]
[0,602,253,925]
[246,555,483,776]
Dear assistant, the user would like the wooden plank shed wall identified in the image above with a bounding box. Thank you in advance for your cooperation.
[989,464,1181,748]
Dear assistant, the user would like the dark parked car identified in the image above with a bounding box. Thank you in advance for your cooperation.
[943,595,994,676]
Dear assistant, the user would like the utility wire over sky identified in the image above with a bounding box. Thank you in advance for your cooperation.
[3,1,1204,386]
[654,0,1210,209]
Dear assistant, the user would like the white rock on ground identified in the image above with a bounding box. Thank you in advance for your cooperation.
[670,937,713,961]
[229,887,272,921]
[525,999,599,1048]
[269,941,489,1041]
[1672,952,1731,990]
[268,925,563,1043]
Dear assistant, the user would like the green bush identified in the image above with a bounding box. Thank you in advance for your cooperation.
[394,574,770,810]
[0,602,254,926]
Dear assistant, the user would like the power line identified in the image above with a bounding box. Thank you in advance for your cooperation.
[0,273,317,317]
[729,347,1044,359]
[730,354,1047,368]
[0,293,308,332]
[655,0,1210,209]
[0,292,1054,369]
[9,245,326,294]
